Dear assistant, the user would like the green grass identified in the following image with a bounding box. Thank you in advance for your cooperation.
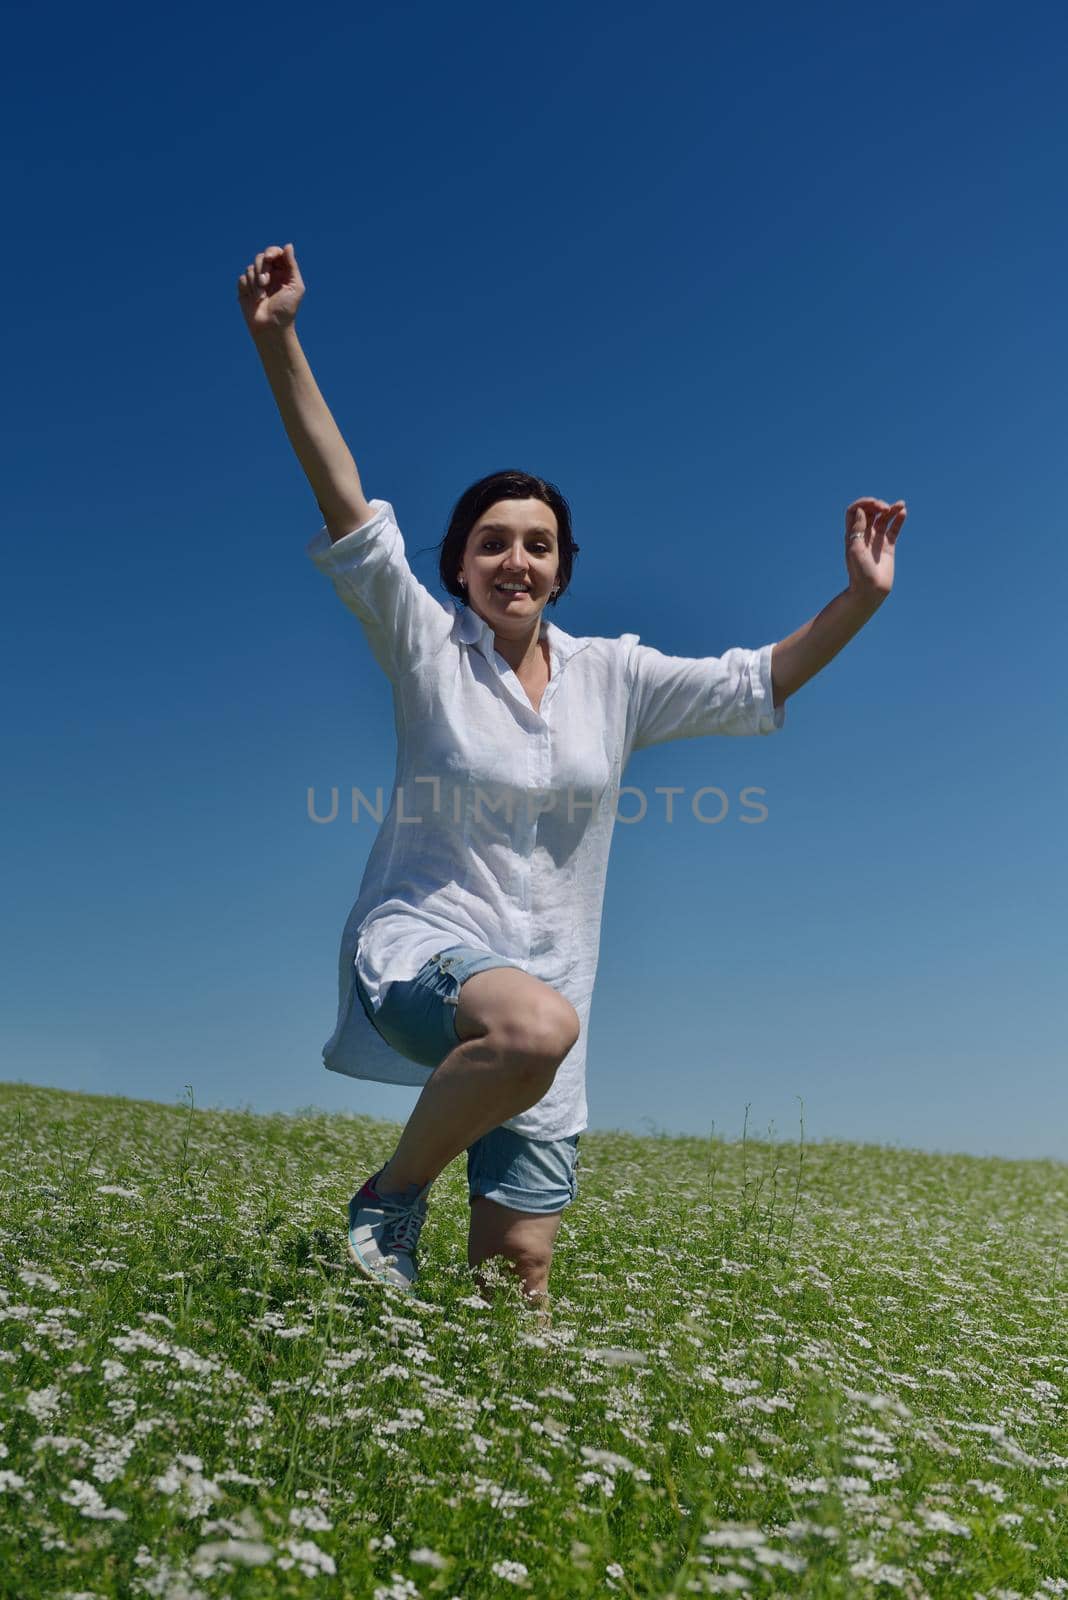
[0,1082,1065,1599]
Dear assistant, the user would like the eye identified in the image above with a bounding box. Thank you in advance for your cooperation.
[482,538,552,553]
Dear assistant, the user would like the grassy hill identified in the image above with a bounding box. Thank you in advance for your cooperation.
[0,1082,1064,1598]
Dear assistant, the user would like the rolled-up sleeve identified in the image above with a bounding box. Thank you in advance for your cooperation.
[305,498,455,681]
[624,637,785,752]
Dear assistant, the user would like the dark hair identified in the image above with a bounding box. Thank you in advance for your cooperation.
[436,469,580,608]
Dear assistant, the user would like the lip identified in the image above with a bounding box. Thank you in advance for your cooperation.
[494,585,532,597]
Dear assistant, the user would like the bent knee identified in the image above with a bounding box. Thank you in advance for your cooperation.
[495,996,581,1073]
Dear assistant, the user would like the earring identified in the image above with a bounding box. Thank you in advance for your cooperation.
[458,576,466,587]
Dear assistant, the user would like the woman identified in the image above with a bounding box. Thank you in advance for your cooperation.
[238,242,907,1319]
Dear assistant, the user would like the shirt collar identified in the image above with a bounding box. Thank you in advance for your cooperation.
[454,603,590,671]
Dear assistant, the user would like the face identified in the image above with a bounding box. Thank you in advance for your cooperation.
[458,498,561,632]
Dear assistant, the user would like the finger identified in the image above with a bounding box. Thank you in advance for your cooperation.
[871,516,886,562]
[874,500,902,535]
[254,249,267,291]
[887,504,907,544]
[846,498,885,531]
[855,497,892,543]
[846,503,869,538]
[865,499,889,536]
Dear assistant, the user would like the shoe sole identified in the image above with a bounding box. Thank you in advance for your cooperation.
[346,1236,415,1293]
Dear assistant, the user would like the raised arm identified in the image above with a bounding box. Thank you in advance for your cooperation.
[238,243,370,543]
[770,498,908,705]
[238,242,454,681]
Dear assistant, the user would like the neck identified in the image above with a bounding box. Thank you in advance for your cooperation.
[492,620,548,676]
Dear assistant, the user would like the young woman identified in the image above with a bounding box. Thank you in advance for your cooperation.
[238,242,907,1319]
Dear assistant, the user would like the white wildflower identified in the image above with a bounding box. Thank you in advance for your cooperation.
[32,1435,84,1455]
[153,1460,221,1517]
[966,1478,1007,1502]
[170,1347,216,1376]
[752,1548,807,1573]
[584,1347,648,1367]
[90,1435,137,1484]
[577,1470,616,1495]
[918,1507,971,1536]
[843,1386,913,1419]
[18,1269,62,1292]
[25,1386,61,1422]
[95,1185,140,1198]
[282,1538,336,1577]
[410,1547,448,1569]
[701,1527,768,1549]
[192,1539,274,1569]
[850,1555,911,1587]
[580,1447,637,1473]
[490,1560,529,1586]
[289,1505,333,1531]
[59,1478,128,1522]
[372,1577,421,1600]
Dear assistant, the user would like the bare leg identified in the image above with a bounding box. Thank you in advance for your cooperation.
[377,968,579,1196]
[469,1200,562,1329]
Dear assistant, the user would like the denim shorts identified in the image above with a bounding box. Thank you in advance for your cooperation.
[354,943,581,1215]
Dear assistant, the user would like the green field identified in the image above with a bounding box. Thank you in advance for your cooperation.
[0,1082,1064,1598]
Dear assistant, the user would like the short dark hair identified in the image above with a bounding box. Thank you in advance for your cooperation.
[437,469,580,608]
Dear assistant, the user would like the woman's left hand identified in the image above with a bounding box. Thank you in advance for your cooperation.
[845,498,907,602]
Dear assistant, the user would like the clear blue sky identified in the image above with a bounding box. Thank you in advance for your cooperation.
[3,2,1065,1161]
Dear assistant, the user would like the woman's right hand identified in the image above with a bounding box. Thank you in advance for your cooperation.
[237,242,305,337]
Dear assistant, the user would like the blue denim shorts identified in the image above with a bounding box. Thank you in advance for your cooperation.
[354,943,581,1215]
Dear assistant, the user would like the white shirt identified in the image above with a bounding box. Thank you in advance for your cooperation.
[307,498,785,1141]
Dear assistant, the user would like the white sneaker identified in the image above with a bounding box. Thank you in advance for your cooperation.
[347,1168,431,1292]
